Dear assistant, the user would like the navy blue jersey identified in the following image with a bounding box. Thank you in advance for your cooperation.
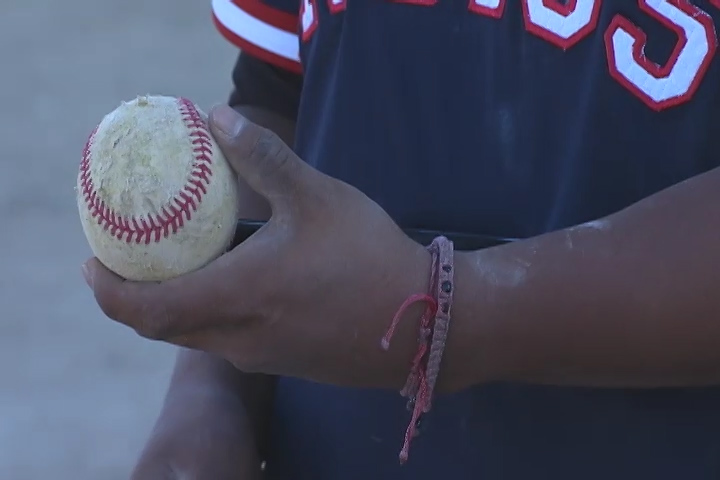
[213,0,720,478]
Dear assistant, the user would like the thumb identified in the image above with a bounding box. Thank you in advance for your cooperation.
[208,104,312,206]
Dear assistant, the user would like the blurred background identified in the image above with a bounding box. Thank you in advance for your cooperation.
[1,1,238,477]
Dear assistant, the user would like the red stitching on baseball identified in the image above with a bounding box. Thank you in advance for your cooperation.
[79,98,214,245]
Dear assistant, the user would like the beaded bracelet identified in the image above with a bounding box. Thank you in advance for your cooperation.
[381,236,455,464]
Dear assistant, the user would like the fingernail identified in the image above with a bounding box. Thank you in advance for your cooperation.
[213,105,242,137]
[81,262,93,289]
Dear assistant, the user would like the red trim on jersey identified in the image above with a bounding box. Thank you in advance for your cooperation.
[213,12,302,73]
[300,0,319,42]
[232,0,298,33]
[604,0,716,112]
[328,0,348,13]
[522,0,602,50]
[468,0,507,18]
[710,0,720,9]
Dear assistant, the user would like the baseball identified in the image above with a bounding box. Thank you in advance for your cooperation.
[77,95,239,282]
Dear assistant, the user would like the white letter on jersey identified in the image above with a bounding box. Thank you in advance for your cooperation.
[301,0,319,41]
[605,0,717,111]
[522,0,602,50]
[328,0,347,13]
[468,0,506,18]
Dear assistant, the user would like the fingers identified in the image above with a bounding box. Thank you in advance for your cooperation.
[84,105,312,346]
[208,105,316,209]
[82,252,251,341]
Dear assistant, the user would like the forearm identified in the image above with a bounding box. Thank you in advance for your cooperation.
[167,348,276,451]
[445,167,720,391]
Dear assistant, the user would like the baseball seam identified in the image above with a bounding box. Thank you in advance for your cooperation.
[79,98,214,245]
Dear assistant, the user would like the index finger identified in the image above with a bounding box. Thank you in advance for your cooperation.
[83,249,243,340]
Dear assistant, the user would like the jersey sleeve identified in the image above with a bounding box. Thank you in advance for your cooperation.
[229,51,302,120]
[212,0,301,73]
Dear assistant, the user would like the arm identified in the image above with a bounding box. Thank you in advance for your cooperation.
[446,168,720,391]
[165,349,276,457]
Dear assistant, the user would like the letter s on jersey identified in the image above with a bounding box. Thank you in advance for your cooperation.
[522,0,603,50]
[605,0,718,112]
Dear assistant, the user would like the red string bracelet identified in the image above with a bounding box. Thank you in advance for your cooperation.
[381,236,455,464]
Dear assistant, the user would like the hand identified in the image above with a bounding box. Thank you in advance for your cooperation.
[82,105,432,389]
[131,386,263,480]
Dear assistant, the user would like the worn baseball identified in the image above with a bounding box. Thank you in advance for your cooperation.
[77,95,239,281]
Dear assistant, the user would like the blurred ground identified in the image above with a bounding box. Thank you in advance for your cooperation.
[0,1,237,478]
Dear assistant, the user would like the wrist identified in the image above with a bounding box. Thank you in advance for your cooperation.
[437,249,514,393]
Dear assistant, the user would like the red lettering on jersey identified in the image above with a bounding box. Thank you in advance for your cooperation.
[328,0,347,13]
[468,0,506,19]
[300,0,319,41]
[605,0,717,111]
[522,0,602,50]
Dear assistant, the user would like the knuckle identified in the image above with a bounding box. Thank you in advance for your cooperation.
[247,129,292,173]
[249,127,282,159]
[265,143,293,178]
